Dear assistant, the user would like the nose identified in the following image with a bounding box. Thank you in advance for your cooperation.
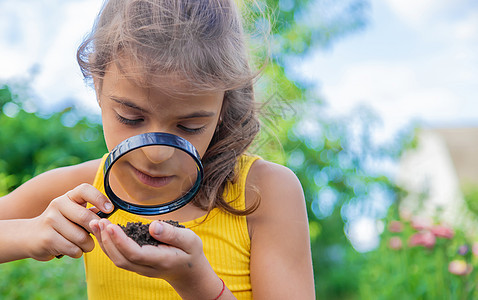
[141,145,175,164]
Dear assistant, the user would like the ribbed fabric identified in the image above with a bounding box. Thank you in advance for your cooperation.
[84,154,260,300]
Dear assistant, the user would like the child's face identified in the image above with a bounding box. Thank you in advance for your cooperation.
[96,62,224,205]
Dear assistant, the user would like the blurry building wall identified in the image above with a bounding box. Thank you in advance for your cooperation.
[397,127,478,227]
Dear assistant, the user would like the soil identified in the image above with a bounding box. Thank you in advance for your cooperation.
[119,220,185,246]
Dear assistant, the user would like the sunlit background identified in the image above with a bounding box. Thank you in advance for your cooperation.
[1,0,478,298]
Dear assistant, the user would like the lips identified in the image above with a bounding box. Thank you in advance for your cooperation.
[132,167,174,188]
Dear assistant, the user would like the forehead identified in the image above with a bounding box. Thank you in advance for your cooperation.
[99,62,225,111]
[100,56,227,92]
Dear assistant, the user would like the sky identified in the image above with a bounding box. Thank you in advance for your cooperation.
[297,0,478,144]
[0,0,102,114]
[1,0,477,251]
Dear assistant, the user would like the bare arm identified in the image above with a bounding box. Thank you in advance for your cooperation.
[0,159,101,219]
[246,160,315,299]
[0,159,115,263]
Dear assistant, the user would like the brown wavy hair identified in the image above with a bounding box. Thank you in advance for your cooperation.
[77,0,263,215]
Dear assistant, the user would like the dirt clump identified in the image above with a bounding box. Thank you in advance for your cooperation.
[119,220,185,246]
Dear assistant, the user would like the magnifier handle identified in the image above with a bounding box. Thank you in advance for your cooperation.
[97,209,116,219]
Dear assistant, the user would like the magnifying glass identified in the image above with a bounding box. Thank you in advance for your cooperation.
[97,132,203,218]
[57,132,202,258]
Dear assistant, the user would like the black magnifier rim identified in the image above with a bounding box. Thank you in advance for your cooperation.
[102,132,203,216]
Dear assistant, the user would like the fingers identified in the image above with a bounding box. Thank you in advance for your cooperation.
[90,219,208,280]
[57,184,113,232]
[29,214,94,260]
[89,219,110,255]
[45,184,112,257]
[91,219,158,275]
[51,232,89,259]
[27,184,112,260]
[55,198,96,233]
[52,216,96,254]
[67,183,113,213]
[149,221,202,254]
[104,221,141,261]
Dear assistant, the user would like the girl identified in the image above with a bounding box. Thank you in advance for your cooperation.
[0,0,314,299]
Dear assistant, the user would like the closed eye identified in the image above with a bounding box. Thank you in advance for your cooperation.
[115,114,144,126]
[177,124,207,134]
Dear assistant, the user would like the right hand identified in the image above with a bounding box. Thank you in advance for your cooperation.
[23,183,113,261]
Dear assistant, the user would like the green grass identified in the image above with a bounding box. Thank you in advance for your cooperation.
[0,257,87,299]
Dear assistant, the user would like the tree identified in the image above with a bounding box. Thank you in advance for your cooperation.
[0,83,106,194]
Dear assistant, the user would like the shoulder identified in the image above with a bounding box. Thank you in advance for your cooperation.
[0,159,102,219]
[247,159,302,192]
[245,159,306,236]
[244,159,315,298]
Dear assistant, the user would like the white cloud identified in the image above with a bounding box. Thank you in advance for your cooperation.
[321,62,416,110]
[384,0,438,26]
[320,61,464,142]
[0,0,102,114]
[454,13,478,42]
[0,2,50,78]
[384,0,474,28]
[33,0,102,113]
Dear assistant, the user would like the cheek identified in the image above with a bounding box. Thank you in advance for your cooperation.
[102,127,118,152]
[101,112,130,151]
[191,127,217,158]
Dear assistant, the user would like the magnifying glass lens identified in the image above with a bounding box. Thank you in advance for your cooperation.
[108,145,198,207]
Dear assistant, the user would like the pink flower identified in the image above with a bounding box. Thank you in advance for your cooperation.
[388,220,403,233]
[411,216,432,231]
[448,260,473,276]
[388,237,403,250]
[430,224,454,239]
[409,231,436,249]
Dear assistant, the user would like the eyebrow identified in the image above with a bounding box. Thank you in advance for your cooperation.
[110,96,216,119]
[176,111,216,119]
[110,96,146,112]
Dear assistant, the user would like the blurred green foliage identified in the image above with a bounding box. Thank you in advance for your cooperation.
[0,258,87,300]
[0,84,106,194]
[463,184,478,219]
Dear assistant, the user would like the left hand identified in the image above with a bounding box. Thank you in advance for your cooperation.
[89,219,213,284]
[90,219,236,299]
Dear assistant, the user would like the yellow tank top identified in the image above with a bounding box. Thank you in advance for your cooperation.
[84,154,259,300]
